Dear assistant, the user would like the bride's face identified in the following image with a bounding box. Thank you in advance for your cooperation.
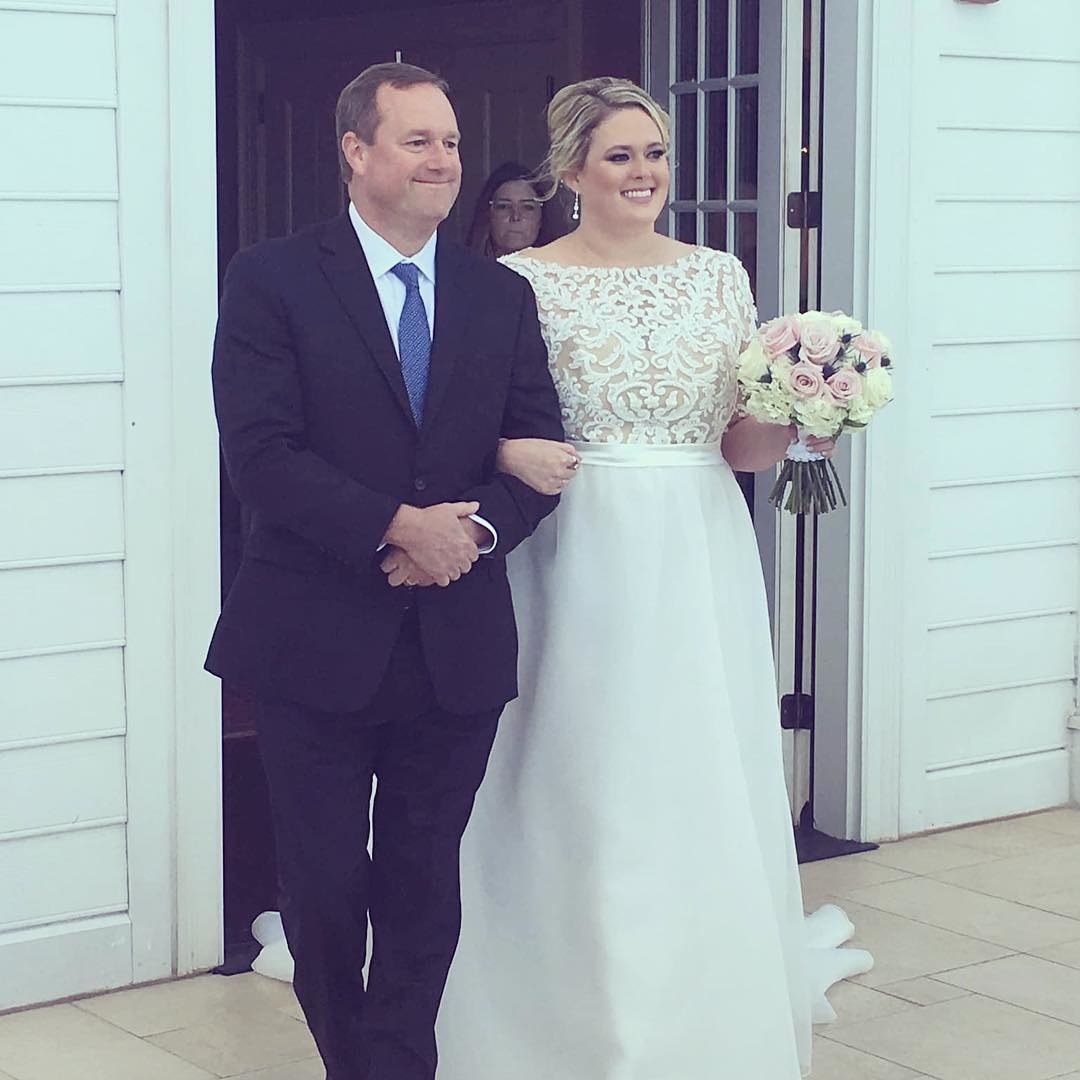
[569,107,669,229]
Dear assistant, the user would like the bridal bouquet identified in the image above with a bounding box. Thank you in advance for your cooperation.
[736,310,895,515]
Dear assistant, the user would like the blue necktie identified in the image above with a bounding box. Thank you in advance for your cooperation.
[390,261,431,425]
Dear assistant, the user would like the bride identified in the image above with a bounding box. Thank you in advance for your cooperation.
[433,78,872,1079]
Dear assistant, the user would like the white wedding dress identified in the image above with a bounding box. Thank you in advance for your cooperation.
[432,247,872,1079]
[248,246,872,1076]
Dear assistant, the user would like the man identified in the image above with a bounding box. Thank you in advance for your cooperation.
[206,62,564,1080]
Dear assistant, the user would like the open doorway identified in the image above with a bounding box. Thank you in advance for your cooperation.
[210,0,857,967]
[213,0,642,959]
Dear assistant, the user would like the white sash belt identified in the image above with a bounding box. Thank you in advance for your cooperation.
[573,441,726,469]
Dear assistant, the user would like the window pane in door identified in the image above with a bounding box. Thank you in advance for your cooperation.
[676,0,699,81]
[736,0,760,74]
[704,91,728,201]
[674,211,698,244]
[705,211,727,253]
[674,92,698,201]
[735,86,758,200]
[705,0,730,79]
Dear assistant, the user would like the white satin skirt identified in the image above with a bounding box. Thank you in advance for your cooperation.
[435,441,870,1080]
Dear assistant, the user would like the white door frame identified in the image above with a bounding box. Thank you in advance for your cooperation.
[156,0,224,975]
[818,0,913,842]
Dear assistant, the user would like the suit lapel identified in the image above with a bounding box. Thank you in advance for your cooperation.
[317,213,415,426]
[423,240,472,431]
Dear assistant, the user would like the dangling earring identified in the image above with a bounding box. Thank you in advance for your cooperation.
[571,191,580,222]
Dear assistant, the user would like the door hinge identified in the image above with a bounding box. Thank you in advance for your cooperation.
[780,692,814,730]
[786,191,821,230]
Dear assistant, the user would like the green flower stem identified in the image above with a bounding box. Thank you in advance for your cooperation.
[768,458,850,516]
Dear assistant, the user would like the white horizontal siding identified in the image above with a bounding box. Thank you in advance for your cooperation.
[0,201,120,287]
[939,0,1080,58]
[0,292,122,381]
[928,410,1080,484]
[2,1,117,11]
[0,473,124,564]
[0,384,124,472]
[0,0,212,1008]
[0,106,118,195]
[0,648,126,746]
[934,202,1080,266]
[0,10,116,101]
[937,56,1080,130]
[929,340,1079,413]
[0,563,125,656]
[932,271,1080,340]
[0,825,128,930]
[927,614,1076,700]
[897,3,1080,833]
[926,544,1078,626]
[937,129,1080,201]
[0,737,126,837]
[928,682,1074,768]
[926,478,1080,555]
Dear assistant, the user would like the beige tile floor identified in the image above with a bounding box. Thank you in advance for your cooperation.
[1,807,1079,1080]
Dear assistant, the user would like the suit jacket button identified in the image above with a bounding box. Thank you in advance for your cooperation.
[413,477,428,492]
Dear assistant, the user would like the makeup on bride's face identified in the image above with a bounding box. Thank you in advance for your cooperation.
[573,108,670,225]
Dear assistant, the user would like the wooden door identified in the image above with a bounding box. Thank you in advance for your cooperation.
[237,3,570,246]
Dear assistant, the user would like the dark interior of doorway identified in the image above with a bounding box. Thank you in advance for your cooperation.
[214,0,642,966]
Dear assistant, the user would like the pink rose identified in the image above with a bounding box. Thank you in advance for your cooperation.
[788,362,826,400]
[852,331,889,369]
[798,319,841,366]
[759,315,800,358]
[826,369,863,404]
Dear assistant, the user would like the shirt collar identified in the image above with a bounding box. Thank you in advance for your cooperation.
[348,201,437,285]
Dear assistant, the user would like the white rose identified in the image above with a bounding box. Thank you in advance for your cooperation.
[827,311,864,339]
[863,367,894,410]
[738,337,771,382]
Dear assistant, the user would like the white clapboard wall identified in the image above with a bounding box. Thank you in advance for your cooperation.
[897,0,1080,833]
[0,0,219,1010]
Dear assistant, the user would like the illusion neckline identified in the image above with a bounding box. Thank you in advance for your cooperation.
[505,247,709,272]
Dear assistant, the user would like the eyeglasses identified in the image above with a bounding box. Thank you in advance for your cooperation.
[489,198,542,218]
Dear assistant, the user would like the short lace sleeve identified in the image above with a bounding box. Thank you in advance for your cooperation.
[723,254,758,352]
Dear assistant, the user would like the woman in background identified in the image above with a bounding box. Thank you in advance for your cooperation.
[465,161,551,258]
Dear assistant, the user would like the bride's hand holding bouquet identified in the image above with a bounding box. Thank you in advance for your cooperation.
[736,311,895,515]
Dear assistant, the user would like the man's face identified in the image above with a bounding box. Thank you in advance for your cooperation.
[350,83,462,232]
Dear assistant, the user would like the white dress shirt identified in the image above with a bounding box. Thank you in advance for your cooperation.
[348,202,497,554]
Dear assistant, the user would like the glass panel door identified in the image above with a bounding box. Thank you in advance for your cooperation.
[648,0,772,297]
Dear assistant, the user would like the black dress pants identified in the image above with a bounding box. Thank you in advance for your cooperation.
[257,610,502,1080]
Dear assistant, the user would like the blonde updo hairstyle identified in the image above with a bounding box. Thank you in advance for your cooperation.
[539,77,671,198]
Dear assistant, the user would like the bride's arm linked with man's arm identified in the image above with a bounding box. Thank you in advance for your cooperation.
[495,437,582,496]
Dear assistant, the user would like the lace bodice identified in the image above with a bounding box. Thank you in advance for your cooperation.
[501,247,757,445]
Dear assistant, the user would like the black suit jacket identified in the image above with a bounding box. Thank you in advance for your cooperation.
[205,212,564,714]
